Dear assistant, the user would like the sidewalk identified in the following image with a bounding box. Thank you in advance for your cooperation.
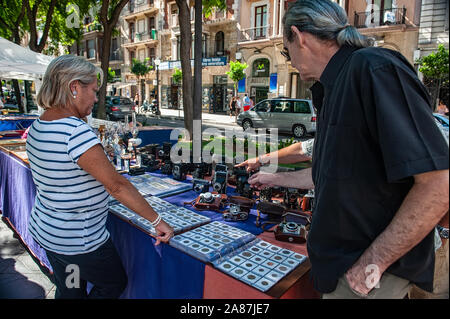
[0,217,55,299]
[155,108,239,126]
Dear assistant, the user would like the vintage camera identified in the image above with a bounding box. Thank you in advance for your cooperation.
[223,204,249,222]
[275,220,307,244]
[222,196,254,222]
[199,192,221,204]
[233,167,254,198]
[160,160,173,175]
[157,142,172,161]
[259,187,273,202]
[128,166,146,176]
[192,178,211,194]
[141,154,160,172]
[301,189,315,212]
[172,163,190,181]
[192,162,212,179]
[140,144,159,156]
[284,188,300,209]
[212,164,228,194]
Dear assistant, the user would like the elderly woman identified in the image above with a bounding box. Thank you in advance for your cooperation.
[26,55,174,299]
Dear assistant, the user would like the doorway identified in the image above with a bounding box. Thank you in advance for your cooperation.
[251,86,269,104]
[170,85,179,109]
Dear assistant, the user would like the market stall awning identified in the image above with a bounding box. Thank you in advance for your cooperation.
[0,37,53,81]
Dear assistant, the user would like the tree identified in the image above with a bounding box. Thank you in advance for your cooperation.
[175,0,226,141]
[130,58,153,108]
[226,60,248,96]
[96,0,131,120]
[417,44,449,110]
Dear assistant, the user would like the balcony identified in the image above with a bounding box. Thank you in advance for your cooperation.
[125,1,158,20]
[109,50,123,61]
[83,22,103,34]
[238,25,272,43]
[124,30,158,47]
[354,7,406,29]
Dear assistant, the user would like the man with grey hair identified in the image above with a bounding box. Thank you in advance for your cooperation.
[248,0,449,299]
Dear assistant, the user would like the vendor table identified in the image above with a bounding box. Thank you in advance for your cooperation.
[0,126,318,299]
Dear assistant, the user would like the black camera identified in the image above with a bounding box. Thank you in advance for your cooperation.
[140,144,159,156]
[141,154,160,172]
[284,188,300,209]
[157,142,172,161]
[172,163,190,181]
[233,167,253,198]
[212,164,228,194]
[192,178,211,194]
[160,161,173,175]
[259,187,273,202]
[192,162,212,179]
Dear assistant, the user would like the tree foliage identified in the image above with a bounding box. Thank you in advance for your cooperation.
[417,44,449,80]
[226,60,248,94]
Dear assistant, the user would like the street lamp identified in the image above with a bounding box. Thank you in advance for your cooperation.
[154,57,161,115]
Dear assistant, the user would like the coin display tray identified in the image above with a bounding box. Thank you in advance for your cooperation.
[127,174,192,198]
[212,239,307,292]
[169,221,256,263]
[109,196,211,236]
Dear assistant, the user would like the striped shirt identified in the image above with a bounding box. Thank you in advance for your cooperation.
[26,116,110,255]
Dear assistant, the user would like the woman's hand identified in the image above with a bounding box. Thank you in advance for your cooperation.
[154,220,174,246]
[235,157,261,172]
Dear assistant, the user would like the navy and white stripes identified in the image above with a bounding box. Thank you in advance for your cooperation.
[26,116,110,255]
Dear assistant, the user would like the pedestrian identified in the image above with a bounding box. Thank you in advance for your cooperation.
[235,96,242,116]
[134,93,139,109]
[242,93,251,112]
[437,100,449,116]
[247,0,449,299]
[27,55,174,299]
[229,96,236,119]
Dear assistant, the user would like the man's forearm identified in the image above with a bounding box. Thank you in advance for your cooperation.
[273,168,314,189]
[353,170,449,275]
[263,142,311,165]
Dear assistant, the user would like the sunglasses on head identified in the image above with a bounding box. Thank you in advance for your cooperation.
[281,48,291,61]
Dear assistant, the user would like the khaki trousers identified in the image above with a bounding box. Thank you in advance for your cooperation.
[409,239,449,299]
[322,272,412,299]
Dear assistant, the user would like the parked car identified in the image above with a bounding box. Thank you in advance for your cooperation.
[237,97,317,138]
[92,96,134,121]
[433,113,449,141]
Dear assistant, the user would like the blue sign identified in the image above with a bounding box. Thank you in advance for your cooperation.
[238,77,246,93]
[270,73,277,93]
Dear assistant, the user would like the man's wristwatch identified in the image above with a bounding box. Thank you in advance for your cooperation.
[437,225,449,239]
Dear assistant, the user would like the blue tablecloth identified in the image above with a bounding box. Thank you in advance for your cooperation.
[0,129,267,298]
[0,116,37,131]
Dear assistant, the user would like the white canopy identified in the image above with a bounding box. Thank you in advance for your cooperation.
[0,36,53,81]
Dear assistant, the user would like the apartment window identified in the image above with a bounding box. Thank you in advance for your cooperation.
[87,39,95,59]
[148,47,155,64]
[130,50,135,65]
[255,5,268,38]
[171,6,179,27]
[149,16,155,31]
[129,22,135,41]
[215,31,224,56]
[138,48,145,61]
[129,0,135,12]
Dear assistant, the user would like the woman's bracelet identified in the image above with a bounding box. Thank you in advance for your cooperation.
[151,214,162,227]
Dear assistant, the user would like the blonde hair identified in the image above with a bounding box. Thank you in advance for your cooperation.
[37,55,103,110]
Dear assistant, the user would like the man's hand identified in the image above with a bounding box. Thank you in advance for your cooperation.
[248,172,278,189]
[235,157,262,172]
[345,261,383,297]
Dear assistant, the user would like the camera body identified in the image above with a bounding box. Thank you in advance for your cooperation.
[141,154,160,172]
[223,204,249,222]
[233,167,253,198]
[275,221,307,244]
[157,142,172,161]
[192,162,212,179]
[284,188,300,209]
[259,187,273,202]
[172,162,191,181]
[160,160,173,175]
[192,178,211,194]
[212,164,228,194]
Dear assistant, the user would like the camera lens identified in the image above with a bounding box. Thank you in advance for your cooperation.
[213,183,221,191]
[285,222,299,232]
[193,185,202,193]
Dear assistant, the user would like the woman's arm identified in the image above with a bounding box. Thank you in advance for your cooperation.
[77,144,174,245]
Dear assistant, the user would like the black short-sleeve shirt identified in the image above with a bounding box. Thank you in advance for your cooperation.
[308,45,449,293]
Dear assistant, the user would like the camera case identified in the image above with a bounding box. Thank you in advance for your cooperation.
[184,192,227,212]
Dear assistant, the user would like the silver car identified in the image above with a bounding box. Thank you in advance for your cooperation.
[237,98,317,137]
